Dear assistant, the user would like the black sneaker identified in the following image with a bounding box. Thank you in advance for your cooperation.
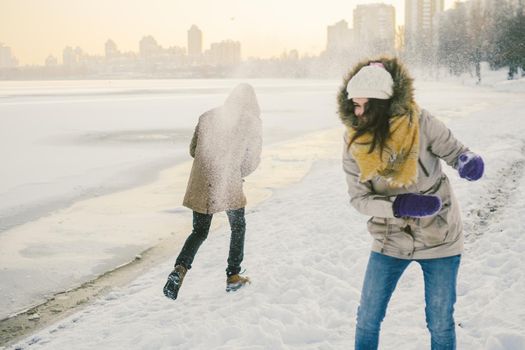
[163,265,187,300]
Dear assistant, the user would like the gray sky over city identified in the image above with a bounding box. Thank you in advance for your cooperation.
[1,0,459,65]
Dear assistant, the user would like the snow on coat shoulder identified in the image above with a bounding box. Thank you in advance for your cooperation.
[183,83,263,214]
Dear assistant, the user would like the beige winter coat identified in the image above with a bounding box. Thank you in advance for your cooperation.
[183,84,262,214]
[339,58,469,259]
[343,110,468,259]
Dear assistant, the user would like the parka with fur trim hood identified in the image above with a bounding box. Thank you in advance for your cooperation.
[339,57,469,260]
[183,83,262,214]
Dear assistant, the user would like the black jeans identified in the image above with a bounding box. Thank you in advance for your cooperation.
[175,208,246,276]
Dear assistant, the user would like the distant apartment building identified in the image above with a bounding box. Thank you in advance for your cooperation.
[105,39,120,59]
[326,20,354,53]
[63,46,97,67]
[63,46,80,66]
[353,3,396,55]
[0,43,18,68]
[139,36,162,59]
[405,0,444,55]
[45,55,58,66]
[188,25,203,60]
[205,40,241,66]
[137,36,186,68]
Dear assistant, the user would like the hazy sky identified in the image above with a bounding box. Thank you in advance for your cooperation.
[1,0,459,65]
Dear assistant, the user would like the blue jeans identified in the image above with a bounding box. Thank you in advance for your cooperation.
[355,252,461,350]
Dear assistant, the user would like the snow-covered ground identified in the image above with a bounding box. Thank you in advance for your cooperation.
[3,72,525,349]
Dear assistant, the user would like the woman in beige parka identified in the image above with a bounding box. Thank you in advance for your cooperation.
[164,83,262,300]
[339,58,484,350]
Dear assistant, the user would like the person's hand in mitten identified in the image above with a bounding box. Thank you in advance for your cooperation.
[458,152,484,181]
[393,193,442,218]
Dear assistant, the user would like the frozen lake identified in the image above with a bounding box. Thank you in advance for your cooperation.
[0,79,340,232]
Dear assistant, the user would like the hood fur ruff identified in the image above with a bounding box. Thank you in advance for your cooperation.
[337,57,418,127]
[338,57,421,187]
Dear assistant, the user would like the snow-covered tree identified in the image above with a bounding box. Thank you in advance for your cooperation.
[438,2,470,76]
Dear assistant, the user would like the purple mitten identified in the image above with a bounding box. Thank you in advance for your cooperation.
[393,193,442,218]
[458,152,484,181]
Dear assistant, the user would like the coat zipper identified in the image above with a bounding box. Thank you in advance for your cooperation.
[381,218,390,253]
[418,159,429,177]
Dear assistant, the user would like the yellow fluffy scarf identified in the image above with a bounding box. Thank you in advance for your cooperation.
[347,111,420,188]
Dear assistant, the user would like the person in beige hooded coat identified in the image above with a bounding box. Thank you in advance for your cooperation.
[338,58,484,349]
[163,83,262,300]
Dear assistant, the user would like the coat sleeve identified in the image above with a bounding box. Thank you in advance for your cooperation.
[342,132,397,218]
[241,119,262,178]
[422,110,469,168]
[189,123,199,158]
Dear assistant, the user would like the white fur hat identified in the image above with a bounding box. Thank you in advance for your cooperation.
[346,64,394,100]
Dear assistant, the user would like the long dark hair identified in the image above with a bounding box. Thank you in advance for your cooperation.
[348,98,392,155]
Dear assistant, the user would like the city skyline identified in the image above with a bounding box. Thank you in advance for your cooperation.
[1,0,460,66]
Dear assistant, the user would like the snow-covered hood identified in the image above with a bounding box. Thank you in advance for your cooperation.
[223,83,261,118]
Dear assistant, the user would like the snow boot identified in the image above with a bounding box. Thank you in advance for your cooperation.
[226,274,251,292]
[163,265,187,300]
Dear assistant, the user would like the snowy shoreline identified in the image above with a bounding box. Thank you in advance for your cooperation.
[0,127,343,322]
